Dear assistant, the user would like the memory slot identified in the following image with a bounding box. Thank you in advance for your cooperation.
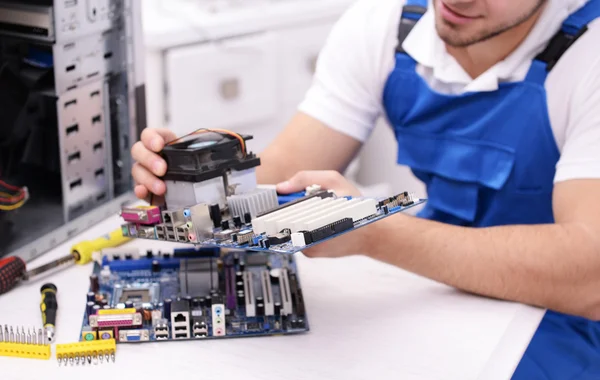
[289,198,355,233]
[299,199,378,232]
[252,197,321,234]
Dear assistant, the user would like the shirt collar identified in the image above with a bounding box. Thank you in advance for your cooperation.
[402,0,590,92]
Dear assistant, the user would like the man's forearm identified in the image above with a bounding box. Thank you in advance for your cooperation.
[368,215,600,319]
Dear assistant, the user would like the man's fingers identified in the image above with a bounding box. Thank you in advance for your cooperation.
[276,170,345,194]
[141,128,178,153]
[134,184,149,200]
[131,141,168,177]
[131,163,166,195]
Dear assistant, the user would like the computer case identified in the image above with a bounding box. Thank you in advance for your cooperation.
[0,0,146,261]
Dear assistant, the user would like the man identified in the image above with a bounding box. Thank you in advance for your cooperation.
[132,0,600,378]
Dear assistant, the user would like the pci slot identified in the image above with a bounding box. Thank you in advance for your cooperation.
[278,268,293,316]
[252,197,321,234]
[272,198,336,235]
[296,199,377,232]
[225,267,236,310]
[289,273,306,316]
[243,271,256,317]
[260,270,274,316]
[290,198,352,233]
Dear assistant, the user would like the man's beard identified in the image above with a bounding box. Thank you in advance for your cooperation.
[435,0,547,47]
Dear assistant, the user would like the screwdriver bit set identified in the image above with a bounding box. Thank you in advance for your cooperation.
[0,324,116,365]
[0,325,51,360]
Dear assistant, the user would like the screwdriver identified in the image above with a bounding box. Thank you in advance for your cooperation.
[0,228,130,295]
[40,283,58,343]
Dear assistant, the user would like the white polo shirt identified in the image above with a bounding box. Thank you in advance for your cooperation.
[298,0,600,183]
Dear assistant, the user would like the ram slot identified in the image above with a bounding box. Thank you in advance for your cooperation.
[299,199,377,232]
[243,271,256,317]
[290,198,353,233]
[278,268,293,315]
[260,270,274,316]
[272,198,336,234]
[251,197,321,234]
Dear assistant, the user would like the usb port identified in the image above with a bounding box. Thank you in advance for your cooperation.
[92,115,102,124]
[69,178,82,190]
[93,141,103,151]
[68,151,81,162]
[175,333,188,339]
[66,124,79,135]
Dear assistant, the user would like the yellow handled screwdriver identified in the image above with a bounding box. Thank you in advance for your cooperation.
[0,229,130,295]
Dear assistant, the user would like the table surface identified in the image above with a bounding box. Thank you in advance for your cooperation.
[0,213,545,380]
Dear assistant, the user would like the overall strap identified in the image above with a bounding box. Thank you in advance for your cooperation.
[395,0,428,54]
[534,0,600,73]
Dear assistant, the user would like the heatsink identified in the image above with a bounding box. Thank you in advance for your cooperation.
[227,187,279,219]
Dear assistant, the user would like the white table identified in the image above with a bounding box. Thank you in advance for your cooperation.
[0,213,545,380]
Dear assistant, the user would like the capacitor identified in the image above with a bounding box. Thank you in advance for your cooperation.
[234,253,240,265]
[125,254,133,260]
[89,274,99,293]
[209,204,222,228]
[162,253,171,259]
[184,296,193,306]
[86,302,95,316]
[221,220,229,231]
[86,292,95,302]
[274,302,282,316]
[205,295,212,307]
[152,260,160,272]
[382,205,389,215]
[233,216,242,228]
[239,261,245,271]
[125,301,134,309]
[237,292,245,303]
[146,250,153,259]
[164,298,172,320]
[235,271,243,281]
[103,305,111,309]
[256,296,263,305]
[92,305,101,314]
[243,212,252,224]
[100,299,108,307]
[257,303,265,316]
[236,281,244,292]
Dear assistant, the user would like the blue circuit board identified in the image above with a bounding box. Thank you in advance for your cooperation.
[121,191,426,255]
[79,249,308,344]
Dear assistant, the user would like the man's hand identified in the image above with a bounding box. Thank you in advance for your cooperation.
[275,170,373,258]
[130,128,177,202]
[275,170,362,197]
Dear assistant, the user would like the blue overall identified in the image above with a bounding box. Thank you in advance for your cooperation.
[382,1,600,378]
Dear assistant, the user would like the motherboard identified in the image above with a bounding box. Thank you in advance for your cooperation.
[80,248,308,343]
[119,130,425,254]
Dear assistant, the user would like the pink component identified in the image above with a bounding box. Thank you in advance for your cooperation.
[122,206,162,225]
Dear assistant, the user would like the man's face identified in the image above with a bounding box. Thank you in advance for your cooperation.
[433,0,547,47]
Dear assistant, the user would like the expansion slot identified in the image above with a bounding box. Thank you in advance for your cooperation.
[243,271,256,317]
[289,273,305,316]
[278,268,293,315]
[252,197,322,234]
[260,270,275,316]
